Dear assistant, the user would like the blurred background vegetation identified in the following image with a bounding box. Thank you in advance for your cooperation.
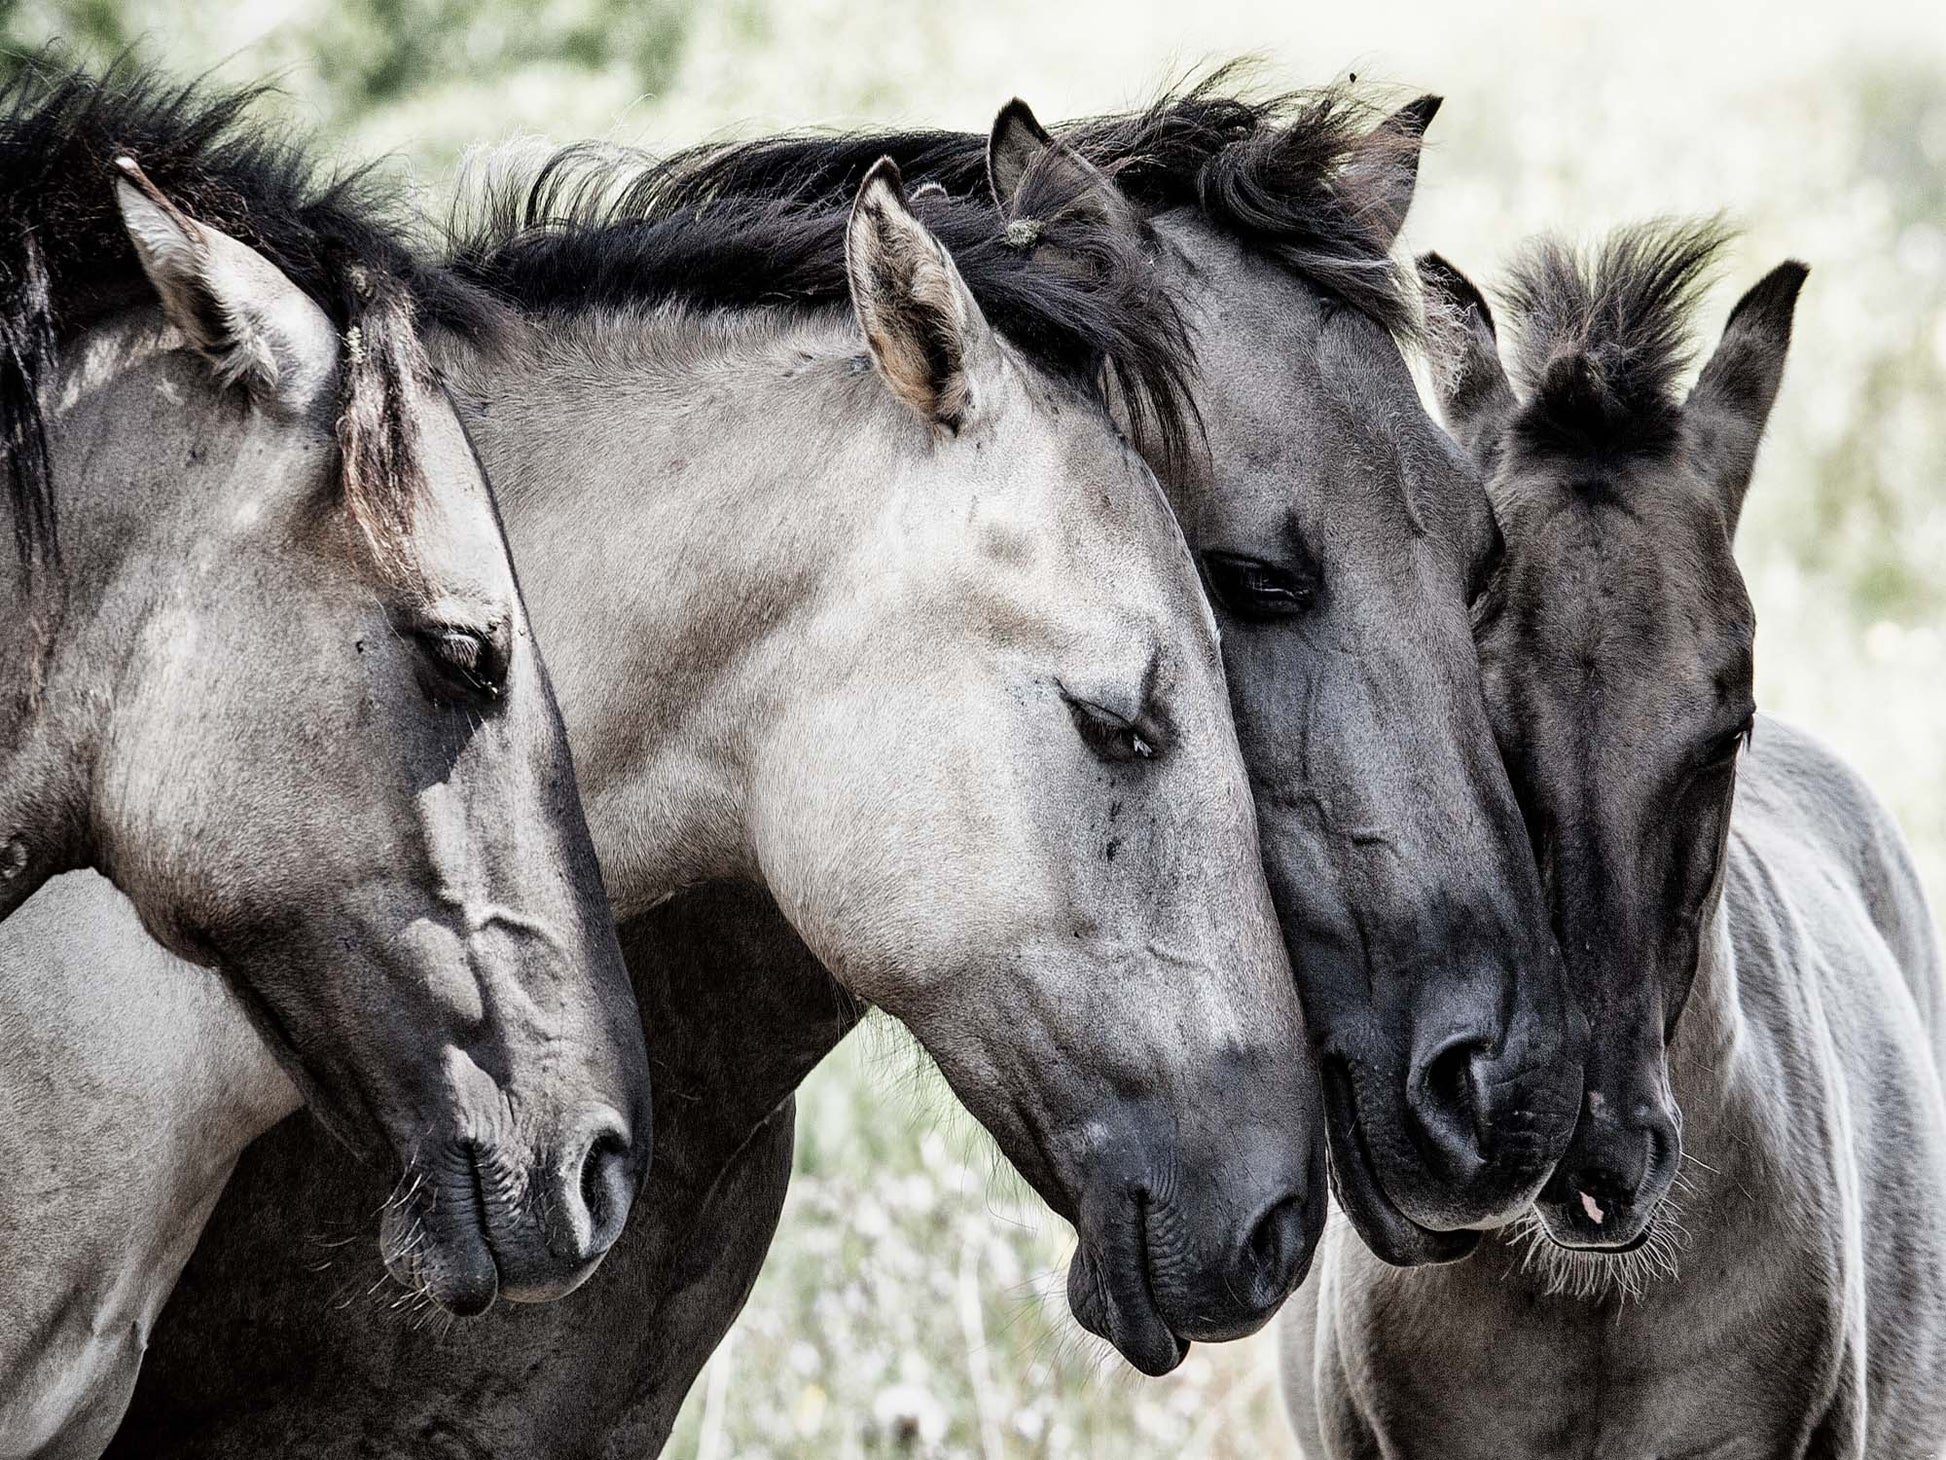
[6,0,1941,1454]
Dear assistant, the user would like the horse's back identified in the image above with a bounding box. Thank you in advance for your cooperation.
[1734,714,1945,1063]
[1723,715,1946,1450]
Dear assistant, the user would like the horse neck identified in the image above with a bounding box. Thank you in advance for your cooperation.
[620,879,865,1179]
[448,310,889,920]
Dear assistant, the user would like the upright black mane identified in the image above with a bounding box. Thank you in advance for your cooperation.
[449,140,1201,474]
[624,65,1419,339]
[0,57,495,586]
[1499,218,1730,457]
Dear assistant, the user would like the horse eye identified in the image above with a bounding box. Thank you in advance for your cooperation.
[1066,699,1158,765]
[414,624,509,702]
[1202,551,1318,620]
[1701,712,1755,768]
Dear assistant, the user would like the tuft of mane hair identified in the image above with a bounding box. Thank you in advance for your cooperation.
[447,139,1202,479]
[622,62,1422,343]
[0,54,501,588]
[1499,217,1731,458]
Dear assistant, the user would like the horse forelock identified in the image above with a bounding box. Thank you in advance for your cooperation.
[1499,218,1731,462]
[336,285,437,591]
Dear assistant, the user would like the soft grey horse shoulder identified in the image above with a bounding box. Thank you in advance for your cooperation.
[1738,714,1942,1028]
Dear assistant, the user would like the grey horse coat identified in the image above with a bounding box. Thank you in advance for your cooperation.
[1284,715,1946,1456]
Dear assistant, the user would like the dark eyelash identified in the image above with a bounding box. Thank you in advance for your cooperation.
[1066,699,1159,765]
[415,626,508,702]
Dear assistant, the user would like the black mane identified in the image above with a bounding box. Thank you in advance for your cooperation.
[1499,218,1730,458]
[621,65,1419,339]
[449,141,1201,474]
[0,57,495,585]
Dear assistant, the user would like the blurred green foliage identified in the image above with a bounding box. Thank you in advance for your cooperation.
[0,0,694,165]
[1801,64,1946,624]
[307,0,690,114]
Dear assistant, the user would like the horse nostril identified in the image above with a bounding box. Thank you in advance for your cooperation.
[578,1128,631,1235]
[1412,1036,1494,1170]
[1235,1192,1308,1308]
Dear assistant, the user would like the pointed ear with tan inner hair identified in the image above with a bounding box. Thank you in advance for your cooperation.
[115,157,338,414]
[845,156,1000,432]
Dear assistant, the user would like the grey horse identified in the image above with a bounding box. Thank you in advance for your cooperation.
[0,63,652,1457]
[28,118,1324,1455]
[624,66,1585,1260]
[113,79,1583,1457]
[1282,224,1946,1455]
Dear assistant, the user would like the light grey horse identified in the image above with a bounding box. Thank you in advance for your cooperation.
[116,80,1587,1457]
[0,65,652,1457]
[0,874,301,1460]
[29,123,1324,1458]
[628,68,1585,1260]
[1282,224,1946,1455]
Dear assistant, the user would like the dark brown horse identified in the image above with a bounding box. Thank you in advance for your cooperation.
[1285,223,1946,1457]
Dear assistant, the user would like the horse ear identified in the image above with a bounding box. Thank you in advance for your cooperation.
[1684,261,1807,532]
[986,98,1143,237]
[1417,252,1515,461]
[1344,95,1441,251]
[846,157,997,432]
[115,159,338,414]
[987,98,1051,209]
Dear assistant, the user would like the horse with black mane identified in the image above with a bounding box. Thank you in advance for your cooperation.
[0,53,1349,1457]
[627,62,1586,1266]
[0,58,654,1459]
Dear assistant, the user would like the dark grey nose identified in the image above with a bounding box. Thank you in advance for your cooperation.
[1541,1101,1681,1248]
[551,1104,640,1269]
[1406,1029,1497,1177]
[1162,1131,1323,1345]
[1224,1191,1312,1319]
[1575,1109,1679,1208]
[573,1116,636,1256]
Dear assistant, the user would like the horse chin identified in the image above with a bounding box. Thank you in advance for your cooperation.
[499,1267,598,1304]
[378,1159,502,1317]
[1532,1193,1657,1254]
[1064,1232,1187,1378]
[1322,1061,1480,1268]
